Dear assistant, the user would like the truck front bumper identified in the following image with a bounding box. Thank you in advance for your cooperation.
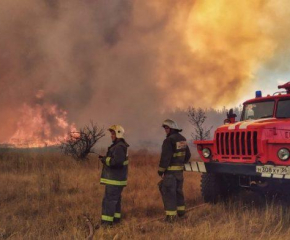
[184,162,290,179]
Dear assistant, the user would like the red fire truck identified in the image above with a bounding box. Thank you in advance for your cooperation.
[185,82,290,203]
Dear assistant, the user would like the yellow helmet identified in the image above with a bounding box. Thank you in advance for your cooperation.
[108,125,125,138]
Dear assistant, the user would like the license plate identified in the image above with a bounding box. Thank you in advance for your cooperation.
[256,165,289,175]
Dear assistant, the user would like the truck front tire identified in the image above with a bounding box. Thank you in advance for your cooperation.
[201,173,222,203]
[201,173,240,203]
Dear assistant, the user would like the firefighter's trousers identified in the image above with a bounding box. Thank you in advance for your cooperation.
[101,185,124,224]
[159,172,185,216]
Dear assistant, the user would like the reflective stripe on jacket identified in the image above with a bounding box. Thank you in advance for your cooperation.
[100,139,129,186]
[159,131,191,172]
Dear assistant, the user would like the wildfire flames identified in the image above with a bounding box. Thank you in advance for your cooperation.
[4,98,75,148]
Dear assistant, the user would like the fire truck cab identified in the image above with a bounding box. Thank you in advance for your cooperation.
[185,82,290,203]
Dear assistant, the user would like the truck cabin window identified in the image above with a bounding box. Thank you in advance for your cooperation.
[276,99,290,118]
[242,101,274,120]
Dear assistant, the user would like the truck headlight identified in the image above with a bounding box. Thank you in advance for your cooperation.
[202,148,211,158]
[278,148,290,161]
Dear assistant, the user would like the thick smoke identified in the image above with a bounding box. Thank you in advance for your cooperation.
[0,0,289,147]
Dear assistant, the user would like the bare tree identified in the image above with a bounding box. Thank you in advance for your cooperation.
[60,122,105,160]
[188,107,213,141]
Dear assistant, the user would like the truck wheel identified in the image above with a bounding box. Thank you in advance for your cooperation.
[201,173,222,203]
[201,174,240,203]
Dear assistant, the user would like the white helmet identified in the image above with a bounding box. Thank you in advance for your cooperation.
[162,119,182,132]
[108,125,125,138]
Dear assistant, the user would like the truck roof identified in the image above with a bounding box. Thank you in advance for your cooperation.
[244,82,290,105]
[243,93,290,105]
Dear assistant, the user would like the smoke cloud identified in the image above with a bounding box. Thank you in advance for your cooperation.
[0,0,289,147]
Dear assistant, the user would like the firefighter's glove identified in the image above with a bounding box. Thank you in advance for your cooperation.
[158,171,164,177]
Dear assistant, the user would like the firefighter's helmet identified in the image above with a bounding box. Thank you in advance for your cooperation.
[162,119,182,132]
[108,125,125,138]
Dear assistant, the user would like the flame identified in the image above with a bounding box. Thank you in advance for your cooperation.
[4,98,75,148]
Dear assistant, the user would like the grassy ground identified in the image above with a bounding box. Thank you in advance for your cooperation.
[1,149,290,239]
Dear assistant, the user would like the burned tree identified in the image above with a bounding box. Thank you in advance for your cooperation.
[60,122,105,160]
[188,107,213,141]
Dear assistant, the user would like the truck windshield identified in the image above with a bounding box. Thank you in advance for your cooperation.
[242,101,275,120]
[276,99,290,118]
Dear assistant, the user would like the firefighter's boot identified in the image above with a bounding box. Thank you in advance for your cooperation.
[164,215,178,223]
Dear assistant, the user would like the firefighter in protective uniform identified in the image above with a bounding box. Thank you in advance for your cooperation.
[158,119,191,222]
[99,125,129,226]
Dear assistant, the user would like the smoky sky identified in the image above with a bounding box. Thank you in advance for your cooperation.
[0,0,289,147]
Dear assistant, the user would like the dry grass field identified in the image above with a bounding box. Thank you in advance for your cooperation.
[1,149,290,240]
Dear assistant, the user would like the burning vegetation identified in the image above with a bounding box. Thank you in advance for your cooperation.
[2,91,75,148]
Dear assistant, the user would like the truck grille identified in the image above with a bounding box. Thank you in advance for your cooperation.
[216,131,258,156]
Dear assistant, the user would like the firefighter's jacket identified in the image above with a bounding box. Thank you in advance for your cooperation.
[159,132,191,173]
[100,139,129,186]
